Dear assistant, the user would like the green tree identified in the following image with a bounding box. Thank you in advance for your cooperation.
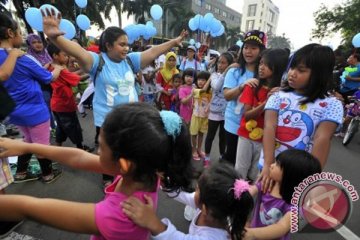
[226,26,241,47]
[312,0,360,47]
[267,33,292,49]
[168,6,194,37]
[125,0,152,24]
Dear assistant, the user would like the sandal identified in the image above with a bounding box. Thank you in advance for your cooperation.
[197,150,206,159]
[192,152,200,161]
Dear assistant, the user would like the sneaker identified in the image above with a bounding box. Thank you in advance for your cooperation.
[192,152,201,161]
[42,169,62,184]
[14,173,40,183]
[5,128,19,136]
[0,221,23,238]
[82,145,94,152]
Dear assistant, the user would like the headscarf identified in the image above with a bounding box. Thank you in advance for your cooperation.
[160,52,179,84]
[26,34,52,66]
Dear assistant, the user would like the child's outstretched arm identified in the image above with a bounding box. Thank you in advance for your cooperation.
[0,195,98,234]
[42,9,93,72]
[244,212,290,240]
[0,48,25,81]
[0,138,117,175]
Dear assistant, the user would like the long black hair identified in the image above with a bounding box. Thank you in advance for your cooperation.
[0,13,18,41]
[276,149,322,204]
[254,48,289,99]
[102,102,193,192]
[99,26,127,52]
[282,43,335,104]
[198,162,253,240]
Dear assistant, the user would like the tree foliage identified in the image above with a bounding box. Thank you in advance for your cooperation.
[312,0,360,46]
[267,33,292,49]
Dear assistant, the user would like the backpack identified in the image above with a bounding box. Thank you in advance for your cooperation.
[93,54,142,95]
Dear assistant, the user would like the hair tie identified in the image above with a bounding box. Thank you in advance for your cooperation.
[159,110,182,139]
[233,179,250,200]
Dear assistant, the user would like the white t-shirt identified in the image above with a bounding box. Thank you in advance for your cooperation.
[156,54,166,68]
[141,66,156,95]
[258,91,343,167]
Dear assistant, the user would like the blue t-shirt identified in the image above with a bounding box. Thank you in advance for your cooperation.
[223,68,254,134]
[342,63,360,91]
[89,52,141,127]
[0,49,52,126]
[179,58,203,71]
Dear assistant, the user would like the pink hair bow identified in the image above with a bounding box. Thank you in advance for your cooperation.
[233,179,250,200]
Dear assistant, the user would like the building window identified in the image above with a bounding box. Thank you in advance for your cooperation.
[267,24,273,34]
[235,17,240,23]
[248,4,257,17]
[269,10,275,23]
[214,7,220,14]
[246,20,255,32]
[195,0,201,6]
[222,11,227,17]
[230,15,235,20]
[205,3,211,10]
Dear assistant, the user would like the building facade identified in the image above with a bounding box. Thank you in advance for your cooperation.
[241,0,279,35]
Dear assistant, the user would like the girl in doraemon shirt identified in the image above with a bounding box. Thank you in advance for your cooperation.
[259,44,343,193]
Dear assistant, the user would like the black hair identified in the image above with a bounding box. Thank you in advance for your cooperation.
[254,48,289,99]
[99,26,127,52]
[237,41,265,77]
[352,52,360,61]
[215,52,234,73]
[198,162,254,240]
[47,43,61,59]
[173,73,182,83]
[182,68,196,83]
[0,13,18,41]
[228,45,241,55]
[197,71,210,81]
[276,149,322,204]
[282,43,335,104]
[102,103,192,192]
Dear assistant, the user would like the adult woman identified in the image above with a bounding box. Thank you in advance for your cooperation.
[42,9,187,185]
[156,52,179,110]
[179,45,203,71]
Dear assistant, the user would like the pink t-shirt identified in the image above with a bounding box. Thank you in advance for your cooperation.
[91,176,159,240]
[179,85,193,123]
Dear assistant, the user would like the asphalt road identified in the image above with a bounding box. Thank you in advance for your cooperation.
[4,110,360,240]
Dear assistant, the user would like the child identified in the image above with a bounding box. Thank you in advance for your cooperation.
[170,73,182,113]
[122,162,254,240]
[339,52,360,103]
[47,43,92,152]
[0,102,193,240]
[0,13,62,184]
[246,149,322,239]
[190,71,211,161]
[223,30,266,165]
[141,60,157,105]
[179,68,196,126]
[235,48,289,182]
[204,52,234,166]
[259,44,344,193]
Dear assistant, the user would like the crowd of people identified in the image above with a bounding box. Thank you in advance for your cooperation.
[0,5,358,240]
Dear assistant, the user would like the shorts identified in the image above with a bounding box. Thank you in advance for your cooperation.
[53,111,83,144]
[0,158,13,190]
[190,116,208,135]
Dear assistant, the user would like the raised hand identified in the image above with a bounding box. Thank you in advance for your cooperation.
[174,30,188,47]
[41,8,64,39]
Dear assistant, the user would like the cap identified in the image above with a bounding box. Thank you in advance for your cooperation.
[187,45,196,52]
[243,30,267,48]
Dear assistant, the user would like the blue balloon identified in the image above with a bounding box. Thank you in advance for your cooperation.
[39,4,59,16]
[75,0,87,8]
[76,14,90,31]
[188,18,197,31]
[146,21,153,27]
[210,19,222,33]
[25,8,43,31]
[195,42,201,49]
[236,40,243,47]
[189,39,195,45]
[59,19,76,39]
[150,4,163,20]
[193,14,201,29]
[199,16,207,32]
[352,33,360,48]
[204,13,214,24]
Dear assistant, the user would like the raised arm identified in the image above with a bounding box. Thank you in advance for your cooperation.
[0,49,25,81]
[140,30,187,69]
[42,9,93,72]
[0,195,98,234]
[0,138,117,176]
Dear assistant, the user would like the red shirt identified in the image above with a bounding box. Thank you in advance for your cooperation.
[50,67,81,112]
[238,85,269,142]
